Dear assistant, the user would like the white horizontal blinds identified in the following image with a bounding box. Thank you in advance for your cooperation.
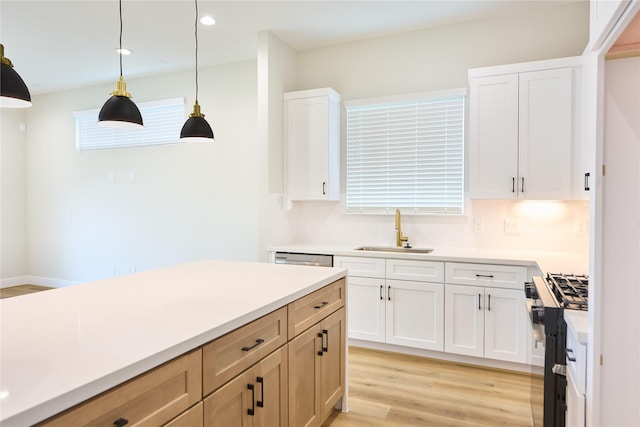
[74,98,185,150]
[346,89,465,214]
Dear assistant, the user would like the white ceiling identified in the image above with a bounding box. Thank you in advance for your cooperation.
[1,0,579,95]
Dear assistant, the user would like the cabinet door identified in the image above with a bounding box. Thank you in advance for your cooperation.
[566,370,586,427]
[483,288,528,363]
[319,308,346,418]
[254,346,289,427]
[518,67,573,199]
[469,74,519,199]
[288,325,322,427]
[386,280,444,351]
[444,285,484,357]
[347,276,385,342]
[204,369,254,427]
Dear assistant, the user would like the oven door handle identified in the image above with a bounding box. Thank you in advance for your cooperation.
[552,363,567,376]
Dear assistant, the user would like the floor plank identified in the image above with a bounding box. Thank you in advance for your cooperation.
[0,284,53,299]
[323,346,537,427]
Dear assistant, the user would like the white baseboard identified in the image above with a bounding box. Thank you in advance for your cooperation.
[348,339,541,374]
[0,276,80,288]
[27,276,80,288]
[0,276,30,288]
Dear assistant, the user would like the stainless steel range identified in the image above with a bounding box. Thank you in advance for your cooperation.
[525,272,588,427]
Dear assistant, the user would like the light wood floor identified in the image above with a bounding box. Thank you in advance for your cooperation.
[323,346,538,427]
[0,284,53,299]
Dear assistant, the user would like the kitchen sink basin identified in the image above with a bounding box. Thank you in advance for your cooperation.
[354,246,434,254]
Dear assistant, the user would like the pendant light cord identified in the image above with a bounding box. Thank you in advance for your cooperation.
[194,0,199,103]
[119,0,123,77]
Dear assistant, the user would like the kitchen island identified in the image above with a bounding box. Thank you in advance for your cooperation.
[0,260,347,427]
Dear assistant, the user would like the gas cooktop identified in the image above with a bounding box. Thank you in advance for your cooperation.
[546,272,588,310]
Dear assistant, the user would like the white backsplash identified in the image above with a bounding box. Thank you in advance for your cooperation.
[269,194,589,254]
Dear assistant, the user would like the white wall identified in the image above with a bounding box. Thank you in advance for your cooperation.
[1,108,28,284]
[23,60,258,284]
[270,2,591,255]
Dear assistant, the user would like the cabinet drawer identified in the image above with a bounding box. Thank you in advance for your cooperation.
[445,262,527,289]
[288,278,345,338]
[386,259,444,283]
[334,256,385,278]
[203,307,287,396]
[39,350,202,427]
[164,402,203,427]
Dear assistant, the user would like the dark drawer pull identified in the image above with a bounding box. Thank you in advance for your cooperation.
[256,376,264,408]
[242,338,265,352]
[322,329,329,352]
[247,383,255,415]
[317,332,324,356]
[476,274,494,278]
[567,348,577,362]
[314,301,329,309]
[114,419,129,427]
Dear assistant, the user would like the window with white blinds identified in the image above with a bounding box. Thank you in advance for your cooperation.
[74,97,185,150]
[345,89,465,214]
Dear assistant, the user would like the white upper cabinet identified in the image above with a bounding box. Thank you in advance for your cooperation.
[284,88,341,201]
[469,57,583,200]
[468,74,519,199]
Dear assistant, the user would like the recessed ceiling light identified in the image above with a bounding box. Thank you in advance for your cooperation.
[200,16,216,26]
[116,48,132,55]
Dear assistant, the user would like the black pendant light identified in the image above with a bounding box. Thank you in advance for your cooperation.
[99,0,143,129]
[180,0,214,142]
[0,44,32,108]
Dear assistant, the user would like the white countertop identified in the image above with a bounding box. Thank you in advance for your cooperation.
[0,260,347,427]
[268,244,588,275]
[565,310,589,344]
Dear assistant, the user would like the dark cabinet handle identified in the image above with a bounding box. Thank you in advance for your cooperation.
[488,294,491,311]
[322,329,329,352]
[256,376,264,408]
[380,285,383,300]
[567,348,577,362]
[584,172,590,191]
[323,182,326,195]
[317,332,324,356]
[242,338,265,352]
[114,419,128,427]
[388,286,391,301]
[247,384,255,415]
[478,293,481,310]
[314,301,329,309]
[521,177,525,193]
[512,177,515,193]
[476,274,494,278]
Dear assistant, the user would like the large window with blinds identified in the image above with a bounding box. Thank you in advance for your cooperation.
[74,97,185,150]
[345,89,465,215]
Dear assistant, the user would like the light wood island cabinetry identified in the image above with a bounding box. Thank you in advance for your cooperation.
[38,350,203,427]
[32,272,346,427]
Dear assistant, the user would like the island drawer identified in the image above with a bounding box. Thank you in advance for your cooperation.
[203,306,287,396]
[164,402,203,427]
[288,278,345,338]
[445,262,527,290]
[38,349,202,427]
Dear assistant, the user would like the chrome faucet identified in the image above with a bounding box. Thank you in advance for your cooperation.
[395,208,409,247]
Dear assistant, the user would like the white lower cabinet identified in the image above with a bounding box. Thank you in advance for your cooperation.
[386,279,444,351]
[444,284,528,363]
[337,256,444,351]
[338,256,529,365]
[566,369,586,427]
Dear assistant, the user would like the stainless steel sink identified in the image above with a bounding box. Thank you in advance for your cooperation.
[354,246,434,254]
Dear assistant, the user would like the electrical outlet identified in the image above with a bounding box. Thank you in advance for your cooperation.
[474,218,484,233]
[504,219,521,235]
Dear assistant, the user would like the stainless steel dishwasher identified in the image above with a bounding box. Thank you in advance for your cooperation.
[274,252,333,267]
